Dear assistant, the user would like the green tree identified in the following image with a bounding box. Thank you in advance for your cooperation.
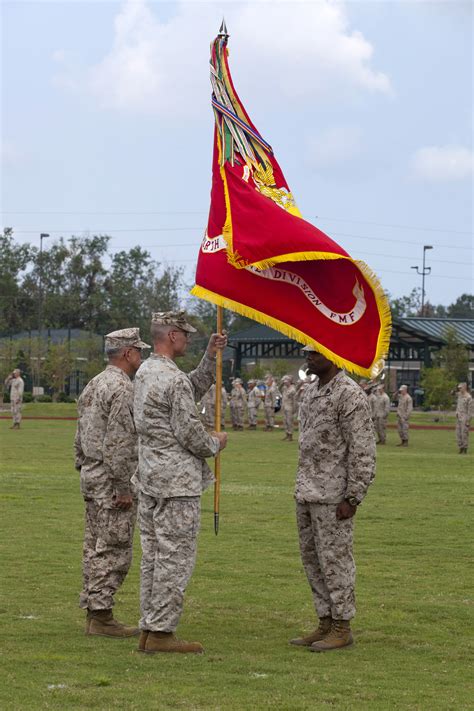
[447,294,474,319]
[0,228,32,334]
[73,335,105,382]
[64,235,110,332]
[21,238,71,331]
[21,235,110,332]
[43,343,75,401]
[422,301,447,318]
[420,367,456,413]
[389,288,422,318]
[242,362,267,381]
[437,327,470,383]
[0,338,17,391]
[106,247,182,336]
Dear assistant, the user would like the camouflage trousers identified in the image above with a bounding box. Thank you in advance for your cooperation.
[232,404,244,428]
[264,405,275,428]
[138,492,200,632]
[11,399,22,425]
[296,501,356,620]
[204,406,225,430]
[375,416,388,444]
[80,498,136,611]
[397,415,410,442]
[456,418,470,449]
[248,405,259,426]
[283,406,294,435]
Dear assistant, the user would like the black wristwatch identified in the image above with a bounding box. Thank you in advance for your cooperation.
[346,496,360,507]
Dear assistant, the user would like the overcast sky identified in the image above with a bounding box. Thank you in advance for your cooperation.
[1,0,472,306]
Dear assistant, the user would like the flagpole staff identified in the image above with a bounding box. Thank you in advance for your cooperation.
[214,305,224,535]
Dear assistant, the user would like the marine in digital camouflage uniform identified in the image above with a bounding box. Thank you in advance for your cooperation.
[280,375,297,441]
[367,389,377,421]
[290,346,376,652]
[74,327,150,637]
[296,378,311,423]
[230,378,247,430]
[373,385,391,444]
[133,311,227,655]
[263,375,280,431]
[4,369,24,429]
[202,383,228,430]
[247,380,262,429]
[396,385,413,447]
[455,382,472,454]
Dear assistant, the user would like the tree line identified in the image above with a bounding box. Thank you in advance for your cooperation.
[0,229,254,396]
[0,228,472,401]
[2,228,472,338]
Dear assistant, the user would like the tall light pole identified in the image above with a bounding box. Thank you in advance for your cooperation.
[411,245,433,316]
[38,233,50,340]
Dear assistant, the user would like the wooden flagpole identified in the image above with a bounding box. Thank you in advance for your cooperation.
[214,305,223,534]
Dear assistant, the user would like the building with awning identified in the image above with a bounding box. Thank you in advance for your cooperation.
[227,317,474,394]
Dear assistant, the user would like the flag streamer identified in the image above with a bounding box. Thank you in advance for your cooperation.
[192,29,392,380]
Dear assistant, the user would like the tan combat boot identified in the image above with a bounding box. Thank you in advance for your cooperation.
[144,631,204,654]
[310,619,353,652]
[87,609,139,638]
[289,617,331,646]
[137,631,149,652]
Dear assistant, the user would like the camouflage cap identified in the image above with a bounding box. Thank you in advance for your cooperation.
[233,378,243,384]
[104,327,151,351]
[151,310,197,333]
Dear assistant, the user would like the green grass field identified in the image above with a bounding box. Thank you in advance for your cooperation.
[0,413,472,710]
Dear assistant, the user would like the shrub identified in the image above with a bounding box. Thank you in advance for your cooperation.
[57,392,75,403]
[36,394,52,403]
[23,392,33,403]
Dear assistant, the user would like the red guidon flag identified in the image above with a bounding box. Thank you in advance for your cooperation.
[191,25,391,378]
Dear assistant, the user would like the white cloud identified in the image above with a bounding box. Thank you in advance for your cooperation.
[306,126,363,168]
[412,145,473,182]
[56,0,391,116]
[0,141,23,167]
[52,49,66,63]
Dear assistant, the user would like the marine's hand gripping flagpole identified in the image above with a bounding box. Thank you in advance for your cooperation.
[213,305,223,535]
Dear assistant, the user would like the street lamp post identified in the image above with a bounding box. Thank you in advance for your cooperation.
[37,233,50,388]
[411,245,433,316]
[38,233,50,339]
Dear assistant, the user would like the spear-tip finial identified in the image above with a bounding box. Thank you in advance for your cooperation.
[218,18,229,40]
